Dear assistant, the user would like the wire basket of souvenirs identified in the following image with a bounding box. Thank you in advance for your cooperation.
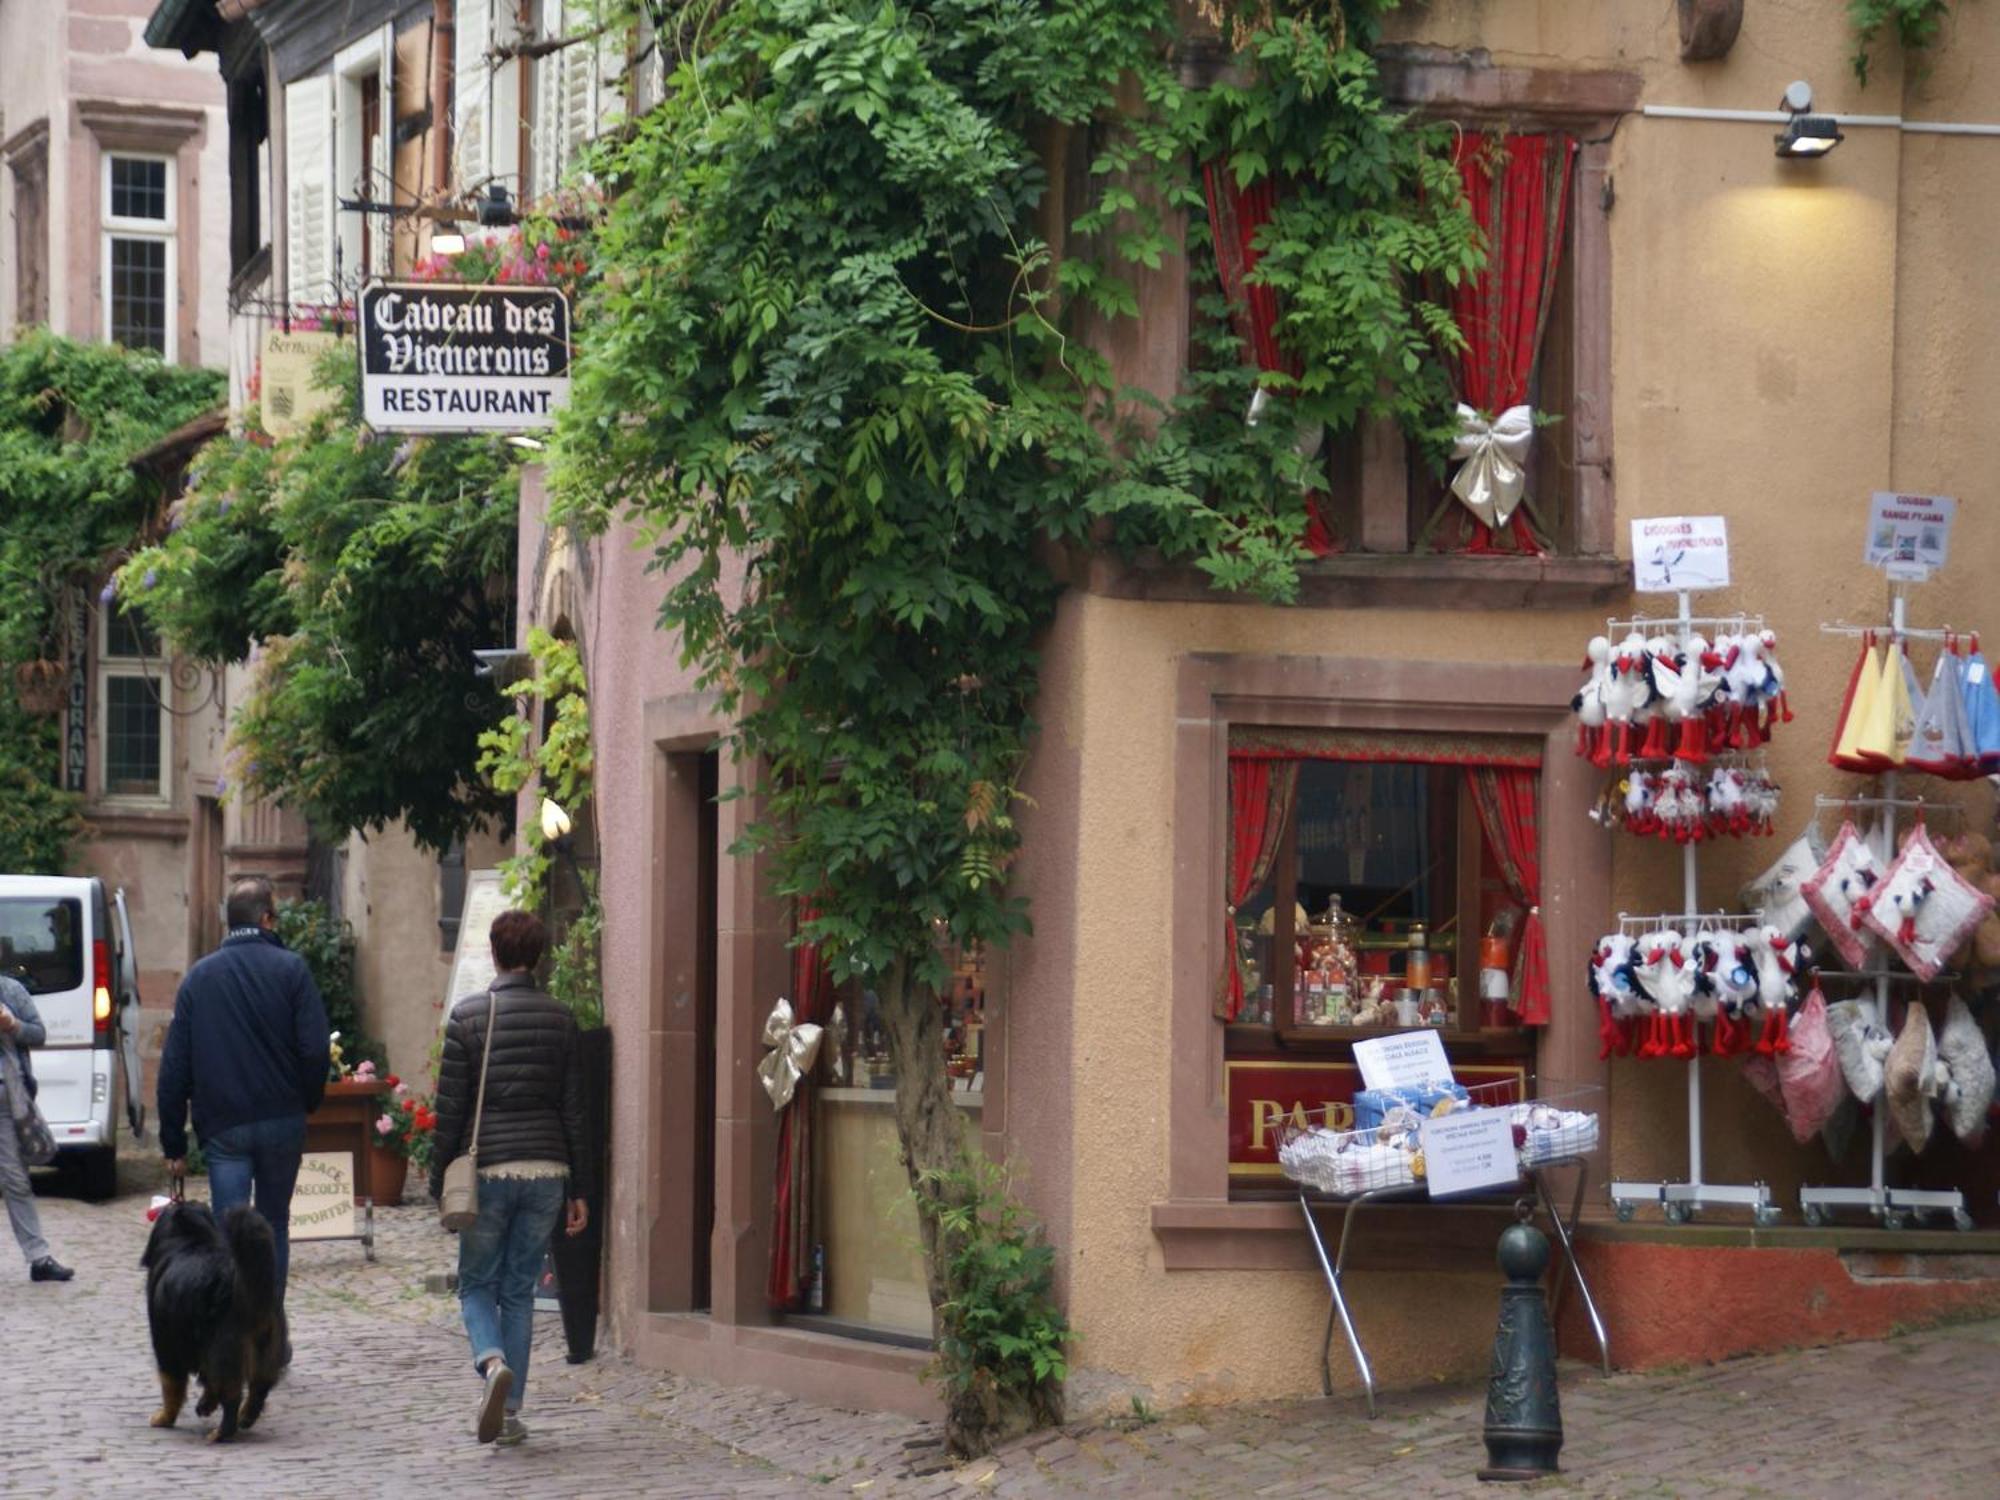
[1276,1107,1428,1196]
[1506,1087,1603,1167]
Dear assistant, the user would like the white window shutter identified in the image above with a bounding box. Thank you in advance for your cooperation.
[452,0,492,190]
[561,21,595,168]
[531,0,565,201]
[594,19,625,135]
[489,0,522,195]
[285,74,334,303]
[372,25,394,275]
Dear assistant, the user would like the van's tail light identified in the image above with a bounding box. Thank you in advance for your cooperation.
[92,938,113,1042]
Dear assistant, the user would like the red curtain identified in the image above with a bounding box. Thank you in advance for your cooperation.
[1202,165,1338,557]
[1219,755,1300,1020]
[1464,767,1550,1025]
[767,916,835,1312]
[1435,132,1578,557]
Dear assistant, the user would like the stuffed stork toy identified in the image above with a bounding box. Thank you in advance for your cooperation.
[1635,928,1697,1059]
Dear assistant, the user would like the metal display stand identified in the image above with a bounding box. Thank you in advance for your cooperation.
[1602,589,1779,1225]
[1800,589,1974,1231]
[1295,1161,1610,1416]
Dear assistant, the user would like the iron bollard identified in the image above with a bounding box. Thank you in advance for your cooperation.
[1478,1201,1563,1482]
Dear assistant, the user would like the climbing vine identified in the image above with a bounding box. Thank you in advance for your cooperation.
[121,356,519,854]
[475,627,603,1028]
[552,0,1480,1451]
[0,333,221,871]
[1850,0,1955,83]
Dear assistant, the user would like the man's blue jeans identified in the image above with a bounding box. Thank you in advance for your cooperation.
[457,1175,565,1413]
[204,1113,307,1301]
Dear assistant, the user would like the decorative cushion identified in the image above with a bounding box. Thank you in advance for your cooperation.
[1882,1002,1938,1154]
[1801,821,1884,969]
[1859,823,1996,982]
[1934,995,1996,1144]
[1742,830,1827,941]
[1773,989,1843,1145]
[1827,998,1891,1103]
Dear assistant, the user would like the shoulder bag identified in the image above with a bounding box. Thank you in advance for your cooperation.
[438,989,498,1233]
[0,1039,55,1167]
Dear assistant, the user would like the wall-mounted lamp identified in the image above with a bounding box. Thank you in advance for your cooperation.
[476,183,518,228]
[1775,80,1843,158]
[431,227,467,256]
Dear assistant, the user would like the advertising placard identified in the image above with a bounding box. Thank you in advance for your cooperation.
[1631,515,1730,593]
[290,1151,357,1240]
[259,329,346,436]
[1420,1108,1521,1197]
[1864,492,1954,579]
[359,282,570,433]
[1353,1029,1455,1092]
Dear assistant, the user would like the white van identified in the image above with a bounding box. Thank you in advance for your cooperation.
[0,875,145,1199]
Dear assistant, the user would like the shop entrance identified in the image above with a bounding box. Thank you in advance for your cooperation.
[653,746,718,1314]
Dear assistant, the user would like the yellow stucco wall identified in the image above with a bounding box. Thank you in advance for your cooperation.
[1053,2,2000,1407]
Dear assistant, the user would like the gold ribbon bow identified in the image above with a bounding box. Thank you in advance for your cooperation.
[1448,402,1534,530]
[757,997,824,1111]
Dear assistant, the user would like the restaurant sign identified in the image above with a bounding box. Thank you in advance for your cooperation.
[358,282,569,433]
[1226,1058,1526,1177]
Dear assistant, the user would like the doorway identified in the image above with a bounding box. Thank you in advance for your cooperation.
[654,746,718,1314]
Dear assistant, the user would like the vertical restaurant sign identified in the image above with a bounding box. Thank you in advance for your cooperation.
[65,590,87,793]
[259,328,347,437]
[1226,1058,1527,1176]
[358,282,570,433]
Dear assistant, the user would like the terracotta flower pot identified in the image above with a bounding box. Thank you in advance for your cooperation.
[369,1144,409,1206]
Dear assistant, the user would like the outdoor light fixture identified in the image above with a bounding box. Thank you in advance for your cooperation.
[506,435,545,452]
[1775,79,1843,158]
[471,646,531,681]
[431,227,467,256]
[540,797,573,842]
[476,182,517,227]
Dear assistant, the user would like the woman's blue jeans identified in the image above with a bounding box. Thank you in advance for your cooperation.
[457,1175,565,1412]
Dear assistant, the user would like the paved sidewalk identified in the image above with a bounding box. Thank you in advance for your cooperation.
[8,1168,2000,1497]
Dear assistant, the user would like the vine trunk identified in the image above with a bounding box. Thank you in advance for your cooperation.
[877,960,1036,1455]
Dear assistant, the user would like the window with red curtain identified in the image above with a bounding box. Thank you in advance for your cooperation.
[1421,131,1579,558]
[1202,166,1341,557]
[767,920,835,1312]
[1222,729,1547,1043]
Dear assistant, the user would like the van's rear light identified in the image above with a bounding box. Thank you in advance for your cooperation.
[92,938,113,1040]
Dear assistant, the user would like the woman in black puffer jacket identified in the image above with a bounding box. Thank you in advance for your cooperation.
[430,909,589,1447]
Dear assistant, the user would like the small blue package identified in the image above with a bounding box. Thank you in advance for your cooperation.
[1352,1082,1469,1132]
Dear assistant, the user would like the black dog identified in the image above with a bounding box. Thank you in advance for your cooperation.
[140,1202,287,1443]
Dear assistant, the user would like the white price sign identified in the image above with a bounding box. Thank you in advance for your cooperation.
[1420,1109,1520,1198]
[1353,1029,1454,1093]
[1865,492,1954,579]
[1631,515,1730,593]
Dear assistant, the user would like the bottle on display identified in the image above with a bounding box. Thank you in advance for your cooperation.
[809,1243,827,1314]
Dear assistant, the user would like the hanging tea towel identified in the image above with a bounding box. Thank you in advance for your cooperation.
[1934,995,1996,1143]
[1882,1001,1939,1154]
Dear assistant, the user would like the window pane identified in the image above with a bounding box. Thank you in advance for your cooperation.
[109,156,168,221]
[109,237,168,353]
[105,674,164,796]
[0,898,83,996]
[103,607,160,660]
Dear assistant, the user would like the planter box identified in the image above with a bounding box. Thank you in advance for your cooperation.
[307,1079,392,1204]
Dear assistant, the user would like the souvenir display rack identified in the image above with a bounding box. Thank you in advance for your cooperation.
[1601,590,1783,1225]
[1275,1083,1609,1415]
[1800,589,1975,1230]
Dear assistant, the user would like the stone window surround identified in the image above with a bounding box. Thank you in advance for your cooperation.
[1090,53,1641,607]
[70,100,209,367]
[4,119,52,331]
[1152,651,1611,1270]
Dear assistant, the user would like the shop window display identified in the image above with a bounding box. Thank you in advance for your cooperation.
[1220,730,1546,1191]
[785,951,987,1342]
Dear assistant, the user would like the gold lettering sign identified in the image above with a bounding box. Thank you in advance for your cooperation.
[260,330,346,437]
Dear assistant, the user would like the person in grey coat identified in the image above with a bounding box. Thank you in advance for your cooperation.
[0,976,72,1281]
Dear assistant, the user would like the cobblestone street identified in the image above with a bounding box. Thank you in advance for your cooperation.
[10,1168,2000,1498]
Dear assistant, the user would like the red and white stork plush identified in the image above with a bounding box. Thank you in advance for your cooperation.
[1572,635,1612,765]
[1635,928,1696,1059]
[1745,926,1804,1055]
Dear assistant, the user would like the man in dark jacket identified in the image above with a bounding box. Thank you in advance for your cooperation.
[159,876,329,1301]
